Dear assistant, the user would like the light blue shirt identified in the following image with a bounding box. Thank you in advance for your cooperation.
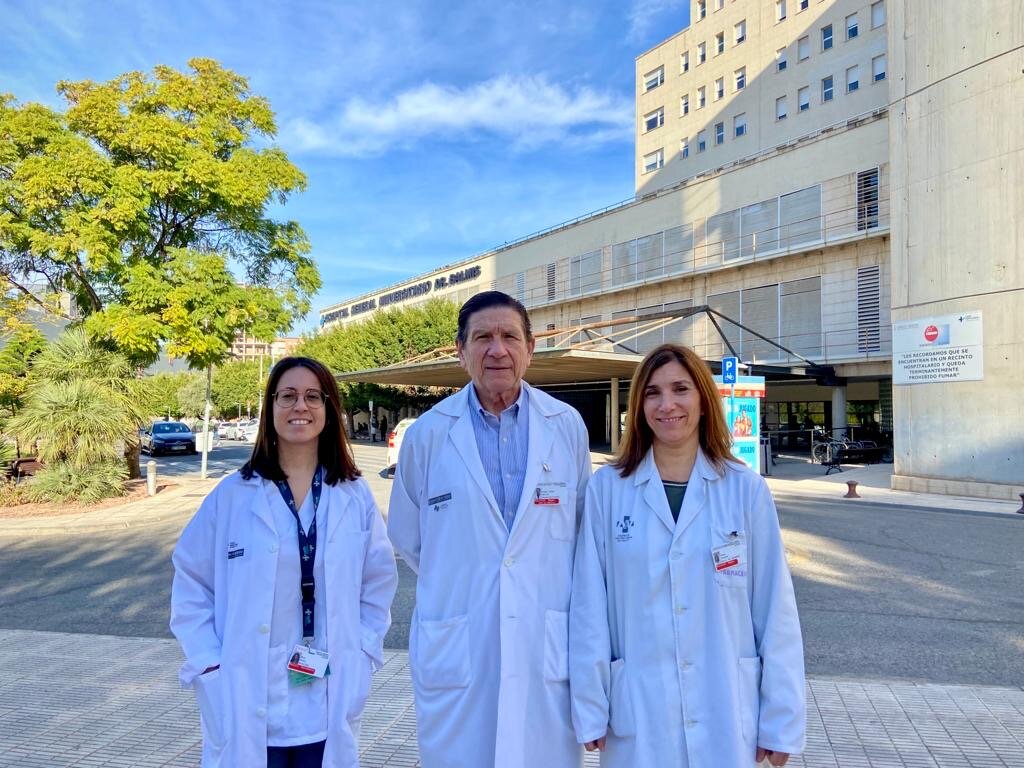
[467,383,530,532]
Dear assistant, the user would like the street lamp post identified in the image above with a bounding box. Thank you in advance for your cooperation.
[236,403,241,420]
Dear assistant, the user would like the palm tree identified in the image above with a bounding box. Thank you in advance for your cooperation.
[9,329,150,500]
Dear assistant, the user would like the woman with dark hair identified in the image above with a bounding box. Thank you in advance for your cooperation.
[171,357,398,768]
[569,344,805,767]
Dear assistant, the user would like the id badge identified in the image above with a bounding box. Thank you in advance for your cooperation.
[287,644,330,678]
[534,481,565,506]
[711,538,745,573]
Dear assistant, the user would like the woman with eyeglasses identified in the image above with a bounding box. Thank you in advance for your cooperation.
[171,356,398,768]
[569,344,805,767]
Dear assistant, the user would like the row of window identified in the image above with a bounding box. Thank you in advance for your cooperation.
[644,53,886,144]
[775,56,886,120]
[644,1,886,94]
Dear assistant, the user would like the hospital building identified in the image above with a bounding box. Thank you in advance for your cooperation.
[320,0,1024,501]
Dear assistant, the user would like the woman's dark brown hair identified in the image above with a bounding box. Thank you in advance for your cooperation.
[613,343,736,478]
[240,356,360,485]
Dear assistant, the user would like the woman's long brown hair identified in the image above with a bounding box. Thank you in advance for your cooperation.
[613,343,736,478]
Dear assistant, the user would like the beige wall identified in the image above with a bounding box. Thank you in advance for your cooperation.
[636,0,889,192]
[888,0,1024,499]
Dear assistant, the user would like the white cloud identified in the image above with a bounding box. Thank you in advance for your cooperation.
[627,0,688,41]
[280,74,632,157]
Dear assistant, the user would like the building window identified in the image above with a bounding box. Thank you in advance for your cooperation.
[681,136,690,158]
[698,0,706,20]
[857,168,880,230]
[822,75,834,102]
[797,36,809,61]
[644,66,665,91]
[776,96,788,120]
[715,32,725,55]
[697,130,707,152]
[734,113,747,137]
[798,86,810,111]
[734,19,746,44]
[546,264,556,301]
[735,66,746,91]
[776,47,788,71]
[715,77,724,100]
[872,54,887,82]
[715,122,725,145]
[872,1,885,28]
[681,51,690,73]
[776,0,786,22]
[681,93,690,115]
[846,13,859,39]
[822,24,833,50]
[714,0,724,10]
[643,149,664,173]
[847,65,860,92]
[799,0,809,9]
[698,41,707,64]
[644,107,664,132]
[698,85,706,108]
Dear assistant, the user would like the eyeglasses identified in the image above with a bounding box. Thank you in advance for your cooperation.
[273,389,327,409]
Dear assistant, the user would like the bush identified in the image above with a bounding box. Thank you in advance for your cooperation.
[0,479,27,507]
[24,461,128,504]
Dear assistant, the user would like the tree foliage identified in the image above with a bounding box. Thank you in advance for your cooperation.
[176,373,208,419]
[211,359,261,418]
[0,58,319,367]
[298,298,459,411]
[0,291,47,418]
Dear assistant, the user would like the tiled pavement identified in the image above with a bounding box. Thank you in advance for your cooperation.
[1,629,1022,767]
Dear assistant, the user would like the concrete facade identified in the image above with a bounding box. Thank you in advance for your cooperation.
[887,1,1024,498]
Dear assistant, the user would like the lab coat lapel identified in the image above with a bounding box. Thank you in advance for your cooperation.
[509,399,555,539]
[254,479,280,537]
[448,408,501,521]
[638,451,676,535]
[323,481,354,542]
[672,449,715,542]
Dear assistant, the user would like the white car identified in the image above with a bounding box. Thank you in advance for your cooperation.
[385,418,417,476]
[238,419,260,443]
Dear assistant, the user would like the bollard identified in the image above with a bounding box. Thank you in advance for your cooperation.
[146,460,157,497]
[1017,492,1024,514]
[843,480,860,499]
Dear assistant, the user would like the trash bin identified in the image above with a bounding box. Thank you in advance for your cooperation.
[760,437,772,476]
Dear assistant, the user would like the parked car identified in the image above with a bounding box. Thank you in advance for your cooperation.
[140,421,197,456]
[385,418,418,476]
[238,419,260,443]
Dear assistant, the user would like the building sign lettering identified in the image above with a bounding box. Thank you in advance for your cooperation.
[892,311,983,385]
[320,265,483,326]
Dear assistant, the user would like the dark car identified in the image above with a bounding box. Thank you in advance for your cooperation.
[141,421,197,456]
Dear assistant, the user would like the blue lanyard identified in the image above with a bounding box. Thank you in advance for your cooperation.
[274,466,323,640]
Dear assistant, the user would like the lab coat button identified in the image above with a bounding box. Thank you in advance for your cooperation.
[258,623,270,634]
[671,551,682,559]
[675,606,685,615]
[686,719,697,728]
[504,558,514,567]
[256,707,267,718]
[269,544,278,554]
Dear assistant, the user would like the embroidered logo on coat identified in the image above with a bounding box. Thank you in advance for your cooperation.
[614,514,634,543]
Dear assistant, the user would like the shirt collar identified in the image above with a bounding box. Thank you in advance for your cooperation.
[468,381,528,421]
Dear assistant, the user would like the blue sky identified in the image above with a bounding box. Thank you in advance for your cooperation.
[0,0,690,332]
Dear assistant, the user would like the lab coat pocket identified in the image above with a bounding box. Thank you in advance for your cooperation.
[712,528,749,588]
[608,658,637,738]
[415,614,471,690]
[738,656,763,744]
[346,650,374,720]
[194,667,227,749]
[547,501,576,542]
[543,609,570,682]
[267,644,289,722]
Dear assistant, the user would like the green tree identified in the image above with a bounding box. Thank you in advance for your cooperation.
[298,298,459,412]
[211,359,261,418]
[0,58,319,368]
[176,374,207,419]
[9,329,149,501]
[144,371,192,419]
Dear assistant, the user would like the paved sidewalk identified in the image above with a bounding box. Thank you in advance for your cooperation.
[1,629,1021,767]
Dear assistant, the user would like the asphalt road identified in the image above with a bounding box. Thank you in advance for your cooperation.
[1,445,1021,686]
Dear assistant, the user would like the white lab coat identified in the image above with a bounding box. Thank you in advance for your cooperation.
[387,382,591,768]
[569,449,805,767]
[170,471,398,768]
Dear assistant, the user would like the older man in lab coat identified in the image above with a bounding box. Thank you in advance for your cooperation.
[388,291,591,768]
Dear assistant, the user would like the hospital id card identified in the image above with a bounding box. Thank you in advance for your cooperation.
[534,481,566,505]
[287,645,330,678]
[711,539,745,572]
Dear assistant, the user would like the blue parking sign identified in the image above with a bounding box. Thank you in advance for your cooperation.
[722,356,738,384]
